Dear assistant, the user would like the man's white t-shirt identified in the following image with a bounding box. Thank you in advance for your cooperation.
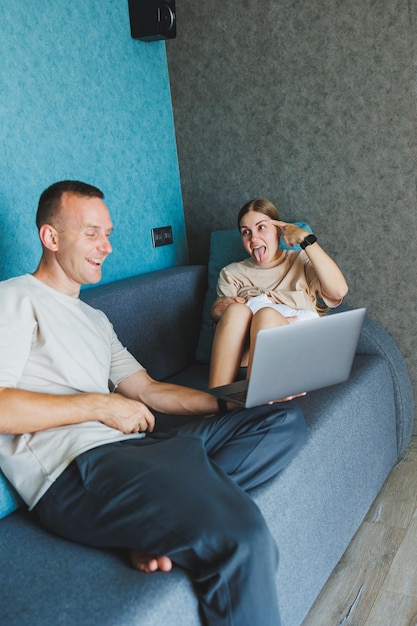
[0,275,145,509]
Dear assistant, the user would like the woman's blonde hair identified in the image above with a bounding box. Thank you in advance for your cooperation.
[237,198,279,229]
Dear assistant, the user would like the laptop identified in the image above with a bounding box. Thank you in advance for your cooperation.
[211,308,366,408]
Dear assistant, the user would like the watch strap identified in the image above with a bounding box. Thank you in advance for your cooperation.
[300,234,317,250]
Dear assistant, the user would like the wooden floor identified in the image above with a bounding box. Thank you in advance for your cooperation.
[301,434,417,626]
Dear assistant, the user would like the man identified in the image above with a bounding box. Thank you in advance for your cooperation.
[0,181,307,625]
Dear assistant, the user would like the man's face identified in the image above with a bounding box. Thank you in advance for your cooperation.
[52,192,114,290]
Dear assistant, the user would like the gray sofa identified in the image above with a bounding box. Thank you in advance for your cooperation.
[0,264,414,626]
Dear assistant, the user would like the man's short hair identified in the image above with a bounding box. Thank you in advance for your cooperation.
[36,181,104,230]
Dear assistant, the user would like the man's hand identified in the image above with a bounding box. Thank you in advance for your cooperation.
[99,394,155,434]
[268,391,307,404]
[0,387,155,436]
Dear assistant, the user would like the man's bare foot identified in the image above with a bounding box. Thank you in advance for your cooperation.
[130,550,173,573]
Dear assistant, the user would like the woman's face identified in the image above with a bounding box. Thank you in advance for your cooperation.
[239,210,281,265]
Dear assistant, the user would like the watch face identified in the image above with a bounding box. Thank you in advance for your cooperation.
[301,234,317,249]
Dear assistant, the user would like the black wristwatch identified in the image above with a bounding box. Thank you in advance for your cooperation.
[300,234,317,250]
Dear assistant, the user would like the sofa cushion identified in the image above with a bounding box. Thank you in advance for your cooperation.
[196,223,312,362]
[0,472,22,520]
[81,265,207,381]
[0,509,200,626]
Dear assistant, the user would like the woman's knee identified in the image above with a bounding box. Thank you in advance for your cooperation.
[222,302,252,324]
[215,302,253,338]
[252,307,288,328]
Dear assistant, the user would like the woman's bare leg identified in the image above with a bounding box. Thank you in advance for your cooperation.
[209,302,253,388]
[246,308,288,378]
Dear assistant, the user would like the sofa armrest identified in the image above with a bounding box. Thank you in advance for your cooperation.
[357,314,414,454]
[331,306,414,455]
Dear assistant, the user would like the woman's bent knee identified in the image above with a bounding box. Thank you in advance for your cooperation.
[222,302,252,323]
[252,307,288,327]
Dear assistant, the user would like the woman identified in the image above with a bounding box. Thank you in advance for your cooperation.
[208,198,348,388]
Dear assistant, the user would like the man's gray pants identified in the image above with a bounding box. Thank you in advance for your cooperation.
[35,402,307,626]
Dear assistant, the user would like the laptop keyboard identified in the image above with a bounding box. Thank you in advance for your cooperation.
[226,390,248,403]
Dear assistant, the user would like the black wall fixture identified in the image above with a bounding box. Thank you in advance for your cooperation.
[128,0,176,41]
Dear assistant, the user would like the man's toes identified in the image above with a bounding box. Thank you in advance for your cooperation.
[129,550,172,573]
[158,556,173,572]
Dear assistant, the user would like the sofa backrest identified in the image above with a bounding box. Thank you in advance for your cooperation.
[81,265,207,381]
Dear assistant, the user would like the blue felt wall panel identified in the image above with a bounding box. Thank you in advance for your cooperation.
[0,0,188,283]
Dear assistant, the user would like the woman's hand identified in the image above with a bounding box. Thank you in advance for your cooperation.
[271,220,311,248]
[271,219,348,304]
[211,296,247,322]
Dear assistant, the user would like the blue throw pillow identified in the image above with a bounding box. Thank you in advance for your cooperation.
[0,471,22,519]
[196,223,312,362]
